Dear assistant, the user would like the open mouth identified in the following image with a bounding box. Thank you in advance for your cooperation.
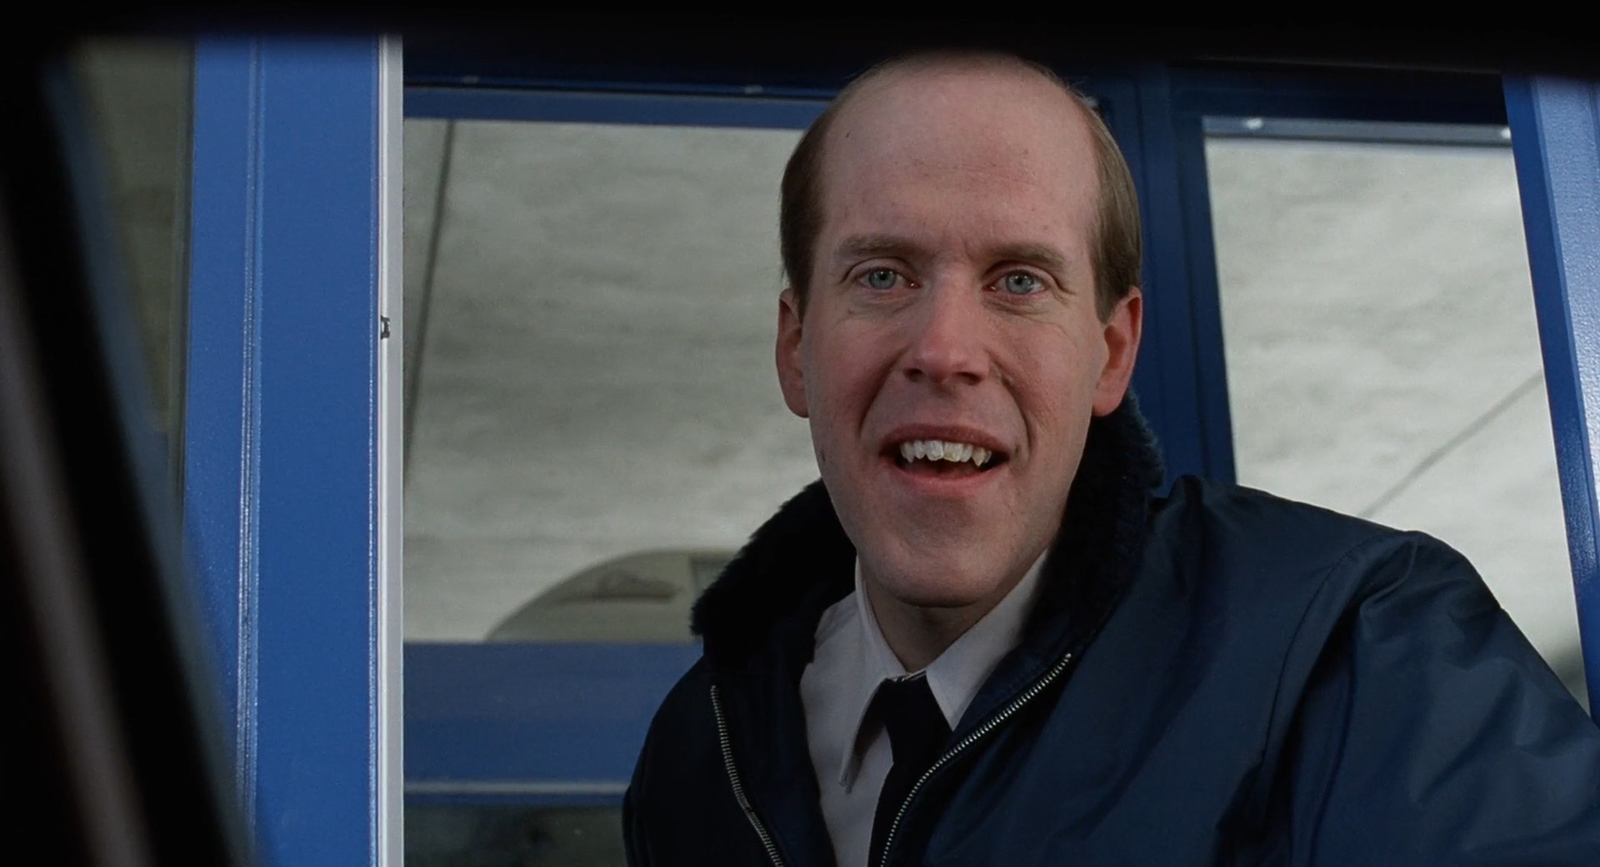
[889,438,1008,479]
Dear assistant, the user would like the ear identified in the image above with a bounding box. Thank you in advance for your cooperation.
[776,288,810,418]
[1092,287,1143,416]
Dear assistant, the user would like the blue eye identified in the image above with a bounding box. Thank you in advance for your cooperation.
[1000,272,1044,295]
[864,268,899,290]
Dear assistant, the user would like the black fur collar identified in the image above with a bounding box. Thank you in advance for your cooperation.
[691,398,1166,668]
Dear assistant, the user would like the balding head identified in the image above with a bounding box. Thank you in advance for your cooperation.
[779,51,1142,321]
[770,50,1146,658]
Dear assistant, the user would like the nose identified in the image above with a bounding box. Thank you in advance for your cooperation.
[902,282,987,387]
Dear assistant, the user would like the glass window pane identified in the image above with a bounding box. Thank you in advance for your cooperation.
[1206,121,1584,702]
[403,119,813,644]
[403,114,817,864]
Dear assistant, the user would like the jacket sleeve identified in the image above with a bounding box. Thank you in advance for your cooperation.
[1283,533,1600,865]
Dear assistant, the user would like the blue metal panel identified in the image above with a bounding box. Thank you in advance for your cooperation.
[1092,69,1226,485]
[1168,66,1506,128]
[186,40,258,770]
[1168,103,1236,486]
[1091,78,1169,478]
[185,37,385,863]
[1132,67,1218,484]
[1505,76,1600,711]
[405,643,701,804]
[406,86,826,129]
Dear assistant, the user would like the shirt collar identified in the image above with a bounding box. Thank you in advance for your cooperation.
[835,552,1048,787]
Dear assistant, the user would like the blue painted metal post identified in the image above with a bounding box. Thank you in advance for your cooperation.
[1101,68,1236,485]
[184,37,402,864]
[1505,77,1600,713]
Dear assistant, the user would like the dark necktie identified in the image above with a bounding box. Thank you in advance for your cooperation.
[868,674,952,867]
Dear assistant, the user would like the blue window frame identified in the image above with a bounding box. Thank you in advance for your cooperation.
[181,37,1600,858]
[1504,76,1600,707]
[184,36,402,865]
[406,643,702,804]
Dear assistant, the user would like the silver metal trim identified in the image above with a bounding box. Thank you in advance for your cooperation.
[375,33,405,867]
[405,780,631,797]
[1203,116,1512,148]
[233,38,267,822]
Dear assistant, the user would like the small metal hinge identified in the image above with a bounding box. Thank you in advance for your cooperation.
[380,316,391,339]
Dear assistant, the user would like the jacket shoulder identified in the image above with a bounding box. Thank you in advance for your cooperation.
[1146,478,1600,860]
[1161,475,1400,546]
[1154,475,1472,599]
[1144,475,1502,674]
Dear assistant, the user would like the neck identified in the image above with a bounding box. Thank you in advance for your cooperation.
[860,559,1034,672]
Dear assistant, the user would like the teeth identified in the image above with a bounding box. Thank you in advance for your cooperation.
[896,439,996,467]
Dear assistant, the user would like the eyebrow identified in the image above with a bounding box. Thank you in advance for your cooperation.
[832,234,1072,275]
[833,234,924,263]
[987,242,1070,274]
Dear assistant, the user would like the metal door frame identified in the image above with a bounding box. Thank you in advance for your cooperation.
[183,36,404,864]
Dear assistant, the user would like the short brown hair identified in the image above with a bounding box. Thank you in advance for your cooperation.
[779,51,1142,321]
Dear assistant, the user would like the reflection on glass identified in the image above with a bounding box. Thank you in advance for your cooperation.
[1205,119,1584,702]
[71,38,194,496]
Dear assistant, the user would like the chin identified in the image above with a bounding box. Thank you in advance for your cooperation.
[890,584,996,611]
[872,548,1016,611]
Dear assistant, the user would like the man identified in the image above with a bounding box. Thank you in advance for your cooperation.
[624,51,1600,865]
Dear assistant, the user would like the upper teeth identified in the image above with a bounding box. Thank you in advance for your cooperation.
[899,439,994,467]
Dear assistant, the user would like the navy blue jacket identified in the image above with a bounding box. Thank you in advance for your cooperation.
[624,403,1600,865]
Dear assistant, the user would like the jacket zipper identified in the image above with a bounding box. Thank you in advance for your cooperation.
[874,649,1077,867]
[711,683,786,867]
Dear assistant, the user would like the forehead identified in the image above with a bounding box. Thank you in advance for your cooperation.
[818,63,1100,242]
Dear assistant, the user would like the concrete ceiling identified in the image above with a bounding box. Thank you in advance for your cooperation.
[403,119,816,642]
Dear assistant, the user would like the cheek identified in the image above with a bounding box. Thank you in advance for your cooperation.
[1010,323,1107,435]
[799,351,863,472]
[802,323,889,425]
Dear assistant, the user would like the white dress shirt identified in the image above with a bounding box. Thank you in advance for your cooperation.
[799,554,1047,867]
